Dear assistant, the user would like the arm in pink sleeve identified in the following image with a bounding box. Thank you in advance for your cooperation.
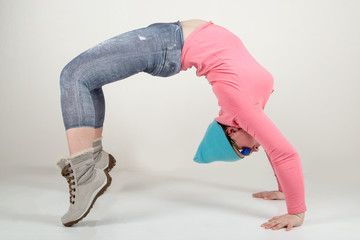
[212,82,307,214]
[266,151,283,192]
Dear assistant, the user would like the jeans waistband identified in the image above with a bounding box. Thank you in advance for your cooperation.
[147,21,184,50]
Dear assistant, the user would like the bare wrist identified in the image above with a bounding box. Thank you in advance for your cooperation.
[292,212,305,220]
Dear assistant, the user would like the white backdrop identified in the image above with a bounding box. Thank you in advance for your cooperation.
[0,0,359,189]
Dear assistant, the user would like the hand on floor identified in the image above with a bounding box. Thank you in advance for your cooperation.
[261,212,305,231]
[252,190,285,200]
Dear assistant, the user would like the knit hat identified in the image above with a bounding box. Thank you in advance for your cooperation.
[194,120,242,163]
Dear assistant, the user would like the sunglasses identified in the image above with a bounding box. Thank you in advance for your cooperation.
[230,139,251,156]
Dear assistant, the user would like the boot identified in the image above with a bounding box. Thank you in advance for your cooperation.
[57,148,111,226]
[93,137,116,172]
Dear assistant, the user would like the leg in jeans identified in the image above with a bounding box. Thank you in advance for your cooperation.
[57,21,183,226]
[63,88,105,157]
[91,87,105,139]
[60,22,183,156]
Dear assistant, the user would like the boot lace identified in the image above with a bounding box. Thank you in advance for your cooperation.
[61,163,76,204]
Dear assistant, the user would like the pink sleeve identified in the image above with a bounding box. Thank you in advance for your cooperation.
[212,82,307,214]
[266,151,283,192]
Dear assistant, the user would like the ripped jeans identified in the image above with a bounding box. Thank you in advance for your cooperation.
[60,21,184,130]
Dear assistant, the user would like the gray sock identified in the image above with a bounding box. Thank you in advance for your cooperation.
[92,137,103,159]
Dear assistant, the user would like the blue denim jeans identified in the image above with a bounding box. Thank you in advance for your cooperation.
[60,21,184,130]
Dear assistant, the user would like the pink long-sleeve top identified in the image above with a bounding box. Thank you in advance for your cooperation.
[181,21,306,214]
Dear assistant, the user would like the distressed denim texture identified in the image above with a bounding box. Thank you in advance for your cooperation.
[60,21,184,130]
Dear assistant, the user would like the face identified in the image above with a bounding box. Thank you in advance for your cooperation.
[225,127,260,158]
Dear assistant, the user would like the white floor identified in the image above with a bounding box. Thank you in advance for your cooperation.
[1,164,359,240]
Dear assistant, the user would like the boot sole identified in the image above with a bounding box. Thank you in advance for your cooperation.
[63,171,112,227]
[105,154,116,172]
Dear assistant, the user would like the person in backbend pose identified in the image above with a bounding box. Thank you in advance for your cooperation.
[57,19,306,231]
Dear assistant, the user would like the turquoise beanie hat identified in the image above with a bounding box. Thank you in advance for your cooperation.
[194,120,242,163]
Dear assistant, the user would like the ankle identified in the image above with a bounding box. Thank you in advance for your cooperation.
[69,147,94,164]
[92,137,103,156]
[70,147,94,158]
[93,136,103,143]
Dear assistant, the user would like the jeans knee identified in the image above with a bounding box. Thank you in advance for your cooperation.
[60,59,89,91]
[60,62,73,90]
